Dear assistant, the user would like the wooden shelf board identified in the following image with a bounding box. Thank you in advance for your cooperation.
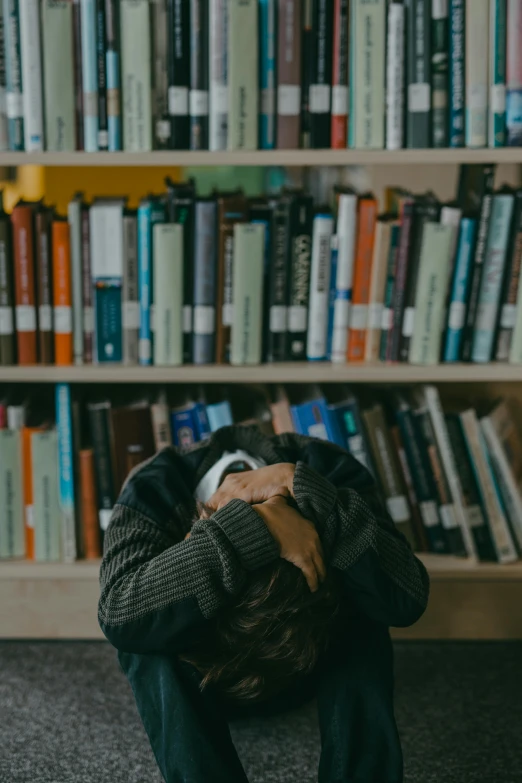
[1,362,522,384]
[1,148,522,167]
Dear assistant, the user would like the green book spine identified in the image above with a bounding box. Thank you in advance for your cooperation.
[32,430,62,562]
[231,223,265,365]
[431,0,449,148]
[42,1,76,151]
[153,223,183,366]
[489,0,507,147]
[228,0,258,150]
[120,0,152,151]
[0,429,24,558]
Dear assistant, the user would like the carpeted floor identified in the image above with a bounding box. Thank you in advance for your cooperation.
[0,641,520,783]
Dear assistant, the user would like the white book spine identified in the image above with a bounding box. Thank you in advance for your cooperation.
[440,205,463,289]
[209,0,228,151]
[0,429,24,558]
[67,200,84,365]
[231,223,265,365]
[228,0,258,150]
[32,430,62,562]
[481,416,522,550]
[153,223,183,366]
[331,194,357,363]
[307,214,335,360]
[0,4,9,150]
[385,0,405,150]
[465,0,489,147]
[19,0,44,151]
[121,0,152,151]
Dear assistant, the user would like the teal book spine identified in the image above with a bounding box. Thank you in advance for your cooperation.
[94,281,123,362]
[431,0,449,148]
[472,193,515,362]
[489,0,507,147]
[138,199,165,365]
[56,383,77,563]
[3,0,24,150]
[81,0,99,151]
[443,217,478,362]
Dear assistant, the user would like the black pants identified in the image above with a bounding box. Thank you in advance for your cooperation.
[119,615,403,783]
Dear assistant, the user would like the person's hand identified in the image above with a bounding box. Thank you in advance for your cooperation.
[205,463,296,511]
[253,495,326,592]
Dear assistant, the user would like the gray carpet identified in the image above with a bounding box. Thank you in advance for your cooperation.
[0,641,520,783]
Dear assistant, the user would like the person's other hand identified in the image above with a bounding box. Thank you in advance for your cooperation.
[205,463,296,511]
[253,495,326,592]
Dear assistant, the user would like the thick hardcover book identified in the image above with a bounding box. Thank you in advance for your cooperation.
[189,0,209,150]
[153,223,183,366]
[347,197,378,361]
[443,217,478,362]
[31,429,61,562]
[471,191,515,362]
[287,194,314,360]
[259,0,276,149]
[0,429,24,557]
[331,0,349,148]
[42,1,76,152]
[151,0,169,150]
[73,0,83,150]
[309,0,333,148]
[300,0,313,148]
[330,191,357,364]
[87,401,116,533]
[249,198,275,361]
[328,395,376,476]
[3,0,24,150]
[122,211,139,364]
[306,212,334,360]
[0,4,8,150]
[11,203,37,364]
[266,195,293,363]
[55,383,77,562]
[291,396,333,442]
[489,0,507,148]
[277,0,301,149]
[95,0,108,150]
[167,0,190,149]
[465,0,489,147]
[386,0,405,150]
[506,0,522,146]
[365,219,393,362]
[496,190,522,360]
[193,199,217,364]
[209,0,228,151]
[457,163,497,215]
[68,196,85,365]
[110,404,156,492]
[231,223,265,365]
[137,198,164,365]
[105,0,122,150]
[79,448,102,558]
[349,0,386,149]
[449,0,465,147]
[379,222,401,361]
[81,205,93,363]
[405,0,431,148]
[19,0,44,151]
[431,0,449,148]
[34,207,53,365]
[166,179,195,363]
[228,0,258,150]
[215,192,248,364]
[0,201,14,365]
[52,219,73,366]
[80,0,99,151]
[121,0,152,151]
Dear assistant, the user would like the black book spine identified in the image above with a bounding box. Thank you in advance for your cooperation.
[88,403,116,535]
[249,201,275,363]
[167,0,190,149]
[287,194,313,360]
[189,0,209,150]
[457,163,496,214]
[267,199,292,362]
[405,0,431,148]
[0,211,14,365]
[96,0,108,150]
[494,189,522,361]
[388,200,414,361]
[300,0,314,148]
[72,0,84,150]
[309,0,333,149]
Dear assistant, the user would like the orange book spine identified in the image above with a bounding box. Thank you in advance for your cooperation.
[79,448,101,559]
[22,425,43,559]
[331,0,349,149]
[52,220,73,365]
[347,198,378,361]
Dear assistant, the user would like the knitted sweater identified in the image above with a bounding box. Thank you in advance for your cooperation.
[98,425,430,654]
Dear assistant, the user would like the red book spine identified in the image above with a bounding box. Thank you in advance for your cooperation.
[11,205,37,365]
[331,0,349,149]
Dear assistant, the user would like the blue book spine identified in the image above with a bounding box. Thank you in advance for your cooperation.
[449,0,465,148]
[3,0,24,150]
[324,405,348,449]
[206,400,233,431]
[94,279,123,362]
[55,383,77,562]
[471,193,515,363]
[259,0,276,149]
[331,401,376,477]
[489,0,507,147]
[290,399,329,441]
[171,408,199,448]
[443,218,478,362]
[106,47,121,151]
[195,402,211,440]
[506,89,522,146]
[81,0,99,151]
[326,236,338,360]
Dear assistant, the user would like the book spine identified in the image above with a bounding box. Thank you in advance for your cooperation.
[267,201,291,362]
[153,222,183,365]
[32,430,61,562]
[497,192,522,360]
[12,205,37,364]
[150,402,173,448]
[481,416,522,551]
[193,201,217,364]
[95,0,108,150]
[347,198,378,361]
[326,235,338,358]
[388,202,415,361]
[81,206,93,363]
[350,0,386,149]
[81,0,99,151]
[42,0,76,152]
[0,214,14,365]
[228,0,258,150]
[231,223,265,365]
[449,0,465,147]
[72,0,83,150]
[105,0,122,151]
[259,0,276,150]
[488,0,507,147]
[287,196,313,360]
[506,0,522,146]
[19,0,43,152]
[138,203,152,365]
[34,210,53,364]
[206,400,233,431]
[167,0,190,149]
[431,0,449,148]
[0,4,9,150]
[309,0,333,148]
[465,0,489,147]
[122,213,139,364]
[472,194,515,362]
[79,448,102,558]
[88,403,115,533]
[301,0,313,148]
[331,0,349,149]
[379,223,401,361]
[190,0,209,150]
[68,201,84,365]
[121,0,152,151]
[151,0,169,149]
[365,220,392,362]
[171,407,199,447]
[215,197,247,364]
[4,0,24,150]
[56,383,77,563]
[406,0,431,148]
[331,193,357,363]
[306,213,334,360]
[52,220,73,366]
[443,218,477,361]
[277,0,301,149]
[90,202,124,364]
[390,423,429,551]
[209,0,228,151]
[0,429,24,557]
[386,1,405,150]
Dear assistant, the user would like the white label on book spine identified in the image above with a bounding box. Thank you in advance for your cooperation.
[439,504,458,530]
[194,305,215,335]
[408,83,430,113]
[491,84,506,114]
[156,120,171,141]
[466,505,484,529]
[309,84,331,114]
[381,307,393,331]
[432,0,448,19]
[448,301,466,330]
[15,305,36,332]
[222,303,233,327]
[54,305,72,334]
[270,305,287,333]
[288,305,307,333]
[401,307,415,337]
[99,509,113,531]
[98,130,109,148]
[83,306,94,335]
[0,306,13,335]
[470,85,487,110]
[139,338,151,362]
[190,90,209,116]
[308,422,328,441]
[211,84,229,113]
[386,495,410,524]
[38,305,52,332]
[262,88,275,116]
[183,305,192,333]
[349,304,368,330]
[168,86,189,116]
[332,85,348,116]
[123,301,140,330]
[419,500,439,528]
[278,85,301,116]
[6,92,23,119]
[368,303,383,330]
[25,505,34,529]
[475,302,497,332]
[501,303,517,329]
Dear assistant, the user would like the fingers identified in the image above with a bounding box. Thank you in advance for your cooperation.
[299,557,319,593]
[312,549,327,585]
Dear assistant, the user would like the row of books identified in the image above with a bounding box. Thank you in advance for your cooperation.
[2,1,522,154]
[1,381,521,565]
[2,164,522,367]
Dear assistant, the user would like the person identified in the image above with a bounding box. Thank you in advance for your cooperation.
[98,424,430,783]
